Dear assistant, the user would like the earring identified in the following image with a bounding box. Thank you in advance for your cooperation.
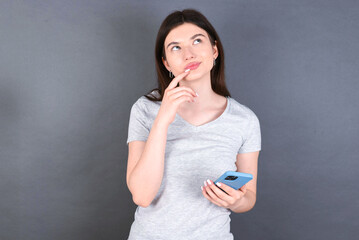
[169,71,174,78]
[213,58,216,66]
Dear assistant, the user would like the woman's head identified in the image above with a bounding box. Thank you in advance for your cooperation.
[145,8,230,101]
[162,22,217,84]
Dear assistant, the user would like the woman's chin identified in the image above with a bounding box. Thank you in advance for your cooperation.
[184,72,201,80]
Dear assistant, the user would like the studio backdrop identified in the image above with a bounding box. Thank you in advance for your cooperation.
[0,0,358,239]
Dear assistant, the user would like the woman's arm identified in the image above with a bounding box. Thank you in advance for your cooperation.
[127,71,196,208]
[229,188,256,213]
[230,151,259,213]
[127,118,169,207]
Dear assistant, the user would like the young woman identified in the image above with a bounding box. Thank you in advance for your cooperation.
[126,9,261,239]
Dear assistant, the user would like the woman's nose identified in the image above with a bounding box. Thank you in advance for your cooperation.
[183,46,195,60]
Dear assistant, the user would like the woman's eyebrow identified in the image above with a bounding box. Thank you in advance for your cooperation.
[166,33,206,49]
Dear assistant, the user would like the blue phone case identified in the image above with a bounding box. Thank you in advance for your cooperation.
[214,171,253,190]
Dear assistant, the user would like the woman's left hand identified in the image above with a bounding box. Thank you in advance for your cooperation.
[201,179,247,209]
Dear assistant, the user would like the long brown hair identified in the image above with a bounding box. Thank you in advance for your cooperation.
[144,8,231,101]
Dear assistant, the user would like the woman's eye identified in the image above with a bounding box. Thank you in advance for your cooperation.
[171,39,201,51]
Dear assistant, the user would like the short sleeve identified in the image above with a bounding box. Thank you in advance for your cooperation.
[238,112,261,154]
[126,100,150,145]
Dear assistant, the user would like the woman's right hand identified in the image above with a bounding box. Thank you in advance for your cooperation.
[156,70,198,126]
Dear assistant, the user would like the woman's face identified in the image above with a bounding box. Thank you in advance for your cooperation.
[162,23,218,80]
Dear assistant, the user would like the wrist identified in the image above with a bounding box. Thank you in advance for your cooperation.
[230,190,256,213]
[153,117,169,129]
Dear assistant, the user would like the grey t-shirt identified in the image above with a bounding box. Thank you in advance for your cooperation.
[126,91,261,240]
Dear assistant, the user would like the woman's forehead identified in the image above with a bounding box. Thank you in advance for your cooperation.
[165,23,208,43]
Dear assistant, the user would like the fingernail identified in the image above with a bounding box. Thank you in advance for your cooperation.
[204,181,207,186]
[195,92,199,96]
[201,186,203,191]
[216,182,221,187]
[185,69,190,72]
[207,179,211,185]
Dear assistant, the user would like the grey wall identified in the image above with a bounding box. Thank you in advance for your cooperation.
[1,0,358,239]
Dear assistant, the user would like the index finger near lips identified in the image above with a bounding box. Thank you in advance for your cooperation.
[167,70,190,89]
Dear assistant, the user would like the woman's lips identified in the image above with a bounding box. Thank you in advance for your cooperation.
[185,62,201,70]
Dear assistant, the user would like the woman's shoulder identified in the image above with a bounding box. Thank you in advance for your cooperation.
[228,96,259,121]
[132,90,161,111]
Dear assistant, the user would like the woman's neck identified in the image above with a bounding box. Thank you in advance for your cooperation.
[178,74,220,111]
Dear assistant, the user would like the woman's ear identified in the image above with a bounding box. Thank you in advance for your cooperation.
[213,40,219,59]
[162,57,170,72]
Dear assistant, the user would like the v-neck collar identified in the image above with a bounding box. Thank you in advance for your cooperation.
[175,96,230,130]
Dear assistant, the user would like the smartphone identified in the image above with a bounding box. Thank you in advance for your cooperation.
[214,171,253,192]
